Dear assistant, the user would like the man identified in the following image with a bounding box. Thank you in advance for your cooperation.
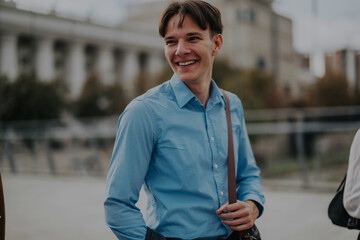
[104,1,264,239]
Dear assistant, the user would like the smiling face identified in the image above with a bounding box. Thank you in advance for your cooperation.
[164,14,223,87]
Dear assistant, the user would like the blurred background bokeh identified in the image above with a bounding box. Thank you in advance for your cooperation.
[0,0,360,239]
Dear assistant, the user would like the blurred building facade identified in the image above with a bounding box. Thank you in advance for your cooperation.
[0,0,166,98]
[325,48,360,92]
[294,53,316,96]
[123,0,298,96]
[0,0,299,98]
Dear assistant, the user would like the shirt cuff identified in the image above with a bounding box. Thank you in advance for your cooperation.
[242,194,264,217]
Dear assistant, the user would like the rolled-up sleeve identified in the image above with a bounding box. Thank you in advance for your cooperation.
[234,97,265,217]
[104,99,156,240]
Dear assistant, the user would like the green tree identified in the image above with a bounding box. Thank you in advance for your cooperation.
[73,73,127,117]
[151,65,173,87]
[104,82,128,115]
[213,60,287,109]
[313,73,353,106]
[0,73,66,121]
[0,73,67,150]
[134,72,150,96]
[245,69,289,109]
[0,75,13,121]
[212,60,241,88]
[132,65,173,97]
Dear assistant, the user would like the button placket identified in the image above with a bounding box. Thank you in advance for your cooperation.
[206,111,225,202]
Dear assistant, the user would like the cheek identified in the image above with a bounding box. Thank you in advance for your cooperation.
[164,49,173,63]
[164,49,169,59]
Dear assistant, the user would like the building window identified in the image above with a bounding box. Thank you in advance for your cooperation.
[257,57,266,70]
[236,8,256,24]
[114,49,124,82]
[54,40,67,81]
[18,35,36,74]
[85,44,98,72]
[138,52,148,72]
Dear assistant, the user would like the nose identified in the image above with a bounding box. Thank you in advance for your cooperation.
[175,40,190,56]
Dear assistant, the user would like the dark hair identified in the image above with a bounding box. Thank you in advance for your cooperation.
[159,0,223,38]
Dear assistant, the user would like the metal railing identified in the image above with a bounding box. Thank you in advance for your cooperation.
[1,106,360,187]
[245,106,360,187]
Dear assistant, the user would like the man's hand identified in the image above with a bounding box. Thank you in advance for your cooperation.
[216,200,259,231]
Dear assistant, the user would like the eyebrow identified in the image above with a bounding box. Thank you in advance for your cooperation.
[187,32,202,36]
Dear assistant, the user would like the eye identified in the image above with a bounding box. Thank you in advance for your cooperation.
[165,40,176,46]
[188,36,200,42]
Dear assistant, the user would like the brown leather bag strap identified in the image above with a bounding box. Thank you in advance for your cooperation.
[0,172,5,240]
[221,90,237,204]
[222,91,261,239]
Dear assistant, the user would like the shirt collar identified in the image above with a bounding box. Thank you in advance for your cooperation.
[170,74,196,108]
[208,80,226,109]
[169,74,226,108]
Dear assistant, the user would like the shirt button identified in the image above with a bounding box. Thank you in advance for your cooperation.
[220,191,224,196]
[214,164,218,169]
[211,137,215,142]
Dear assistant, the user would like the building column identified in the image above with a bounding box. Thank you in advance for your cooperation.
[148,52,164,76]
[36,36,55,81]
[0,32,18,80]
[146,51,165,87]
[122,48,139,98]
[346,49,356,89]
[98,45,114,85]
[67,41,85,98]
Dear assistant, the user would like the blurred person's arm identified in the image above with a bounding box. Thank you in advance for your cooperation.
[344,129,360,219]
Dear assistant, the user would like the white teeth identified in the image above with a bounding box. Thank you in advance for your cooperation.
[178,60,195,66]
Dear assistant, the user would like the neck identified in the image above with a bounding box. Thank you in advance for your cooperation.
[184,79,211,107]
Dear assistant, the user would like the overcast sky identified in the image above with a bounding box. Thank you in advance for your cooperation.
[273,0,360,53]
[11,0,360,74]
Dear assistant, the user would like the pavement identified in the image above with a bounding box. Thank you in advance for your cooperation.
[2,173,359,240]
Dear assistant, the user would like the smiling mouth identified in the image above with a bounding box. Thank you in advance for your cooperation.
[177,60,197,66]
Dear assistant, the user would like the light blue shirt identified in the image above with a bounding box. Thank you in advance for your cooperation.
[104,74,264,240]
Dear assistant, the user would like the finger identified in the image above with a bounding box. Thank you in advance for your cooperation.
[222,217,250,226]
[226,201,247,212]
[216,202,229,214]
[219,209,249,219]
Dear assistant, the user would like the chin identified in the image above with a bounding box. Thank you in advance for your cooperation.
[176,73,198,83]
[179,77,198,83]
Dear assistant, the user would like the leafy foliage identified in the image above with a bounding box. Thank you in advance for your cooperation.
[151,65,173,87]
[133,65,173,96]
[213,60,289,109]
[134,72,151,96]
[73,73,127,118]
[312,72,353,107]
[0,75,13,121]
[0,73,66,122]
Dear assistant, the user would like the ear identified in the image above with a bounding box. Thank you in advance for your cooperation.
[212,34,223,56]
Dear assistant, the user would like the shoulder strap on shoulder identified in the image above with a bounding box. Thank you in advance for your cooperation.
[221,90,237,204]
